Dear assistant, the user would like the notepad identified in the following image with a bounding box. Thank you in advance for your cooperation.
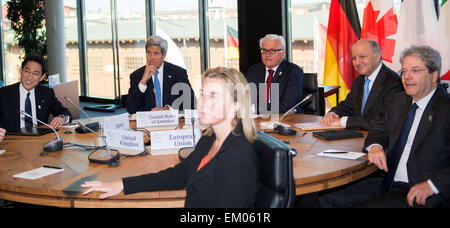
[316,149,366,160]
[13,166,64,180]
[293,122,344,131]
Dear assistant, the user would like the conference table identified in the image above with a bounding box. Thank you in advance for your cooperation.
[0,114,377,208]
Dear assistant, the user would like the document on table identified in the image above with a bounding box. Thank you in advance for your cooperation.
[294,122,344,131]
[0,149,5,155]
[317,149,366,160]
[13,166,64,180]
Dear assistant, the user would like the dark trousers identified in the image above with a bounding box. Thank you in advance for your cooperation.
[319,177,444,208]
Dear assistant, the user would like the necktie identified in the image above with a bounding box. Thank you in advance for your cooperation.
[25,92,33,128]
[266,69,274,102]
[361,78,370,114]
[153,70,162,107]
[380,103,419,194]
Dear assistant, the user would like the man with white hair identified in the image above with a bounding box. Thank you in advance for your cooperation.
[127,35,196,113]
[246,34,304,114]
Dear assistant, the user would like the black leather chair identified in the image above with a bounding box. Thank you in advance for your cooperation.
[254,131,297,208]
[302,73,320,115]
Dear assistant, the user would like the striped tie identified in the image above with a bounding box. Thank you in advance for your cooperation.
[266,69,274,102]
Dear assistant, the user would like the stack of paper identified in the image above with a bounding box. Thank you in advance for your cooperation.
[316,149,366,160]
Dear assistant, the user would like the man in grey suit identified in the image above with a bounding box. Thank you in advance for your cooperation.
[320,39,403,130]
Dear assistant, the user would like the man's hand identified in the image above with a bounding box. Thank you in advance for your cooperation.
[140,64,157,85]
[49,117,65,129]
[367,145,388,172]
[319,112,341,126]
[407,181,435,207]
[0,128,5,142]
[151,106,170,111]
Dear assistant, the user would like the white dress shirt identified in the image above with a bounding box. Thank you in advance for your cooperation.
[19,83,38,128]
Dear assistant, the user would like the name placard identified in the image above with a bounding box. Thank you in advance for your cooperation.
[136,110,179,128]
[102,113,130,130]
[151,129,201,152]
[104,129,144,152]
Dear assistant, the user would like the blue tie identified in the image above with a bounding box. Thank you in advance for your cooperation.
[25,92,33,128]
[153,70,162,107]
[361,78,370,114]
[380,103,419,194]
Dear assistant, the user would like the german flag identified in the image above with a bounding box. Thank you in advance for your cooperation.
[226,26,239,59]
[324,0,361,107]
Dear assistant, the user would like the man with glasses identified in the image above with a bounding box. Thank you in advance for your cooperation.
[319,45,450,208]
[246,34,304,114]
[319,39,403,130]
[0,54,71,132]
[126,35,196,114]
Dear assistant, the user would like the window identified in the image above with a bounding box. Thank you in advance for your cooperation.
[84,0,115,98]
[64,0,80,93]
[154,0,201,97]
[208,0,239,71]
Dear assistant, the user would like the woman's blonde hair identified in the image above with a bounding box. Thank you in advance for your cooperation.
[201,67,257,143]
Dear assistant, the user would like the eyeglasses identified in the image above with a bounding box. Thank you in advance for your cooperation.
[398,68,427,77]
[260,48,283,54]
[23,68,42,77]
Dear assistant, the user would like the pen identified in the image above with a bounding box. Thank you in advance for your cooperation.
[43,165,63,169]
[323,151,348,154]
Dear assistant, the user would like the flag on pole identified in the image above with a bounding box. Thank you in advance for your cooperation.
[323,0,361,106]
[438,0,450,80]
[391,0,439,73]
[226,26,239,59]
[361,0,398,63]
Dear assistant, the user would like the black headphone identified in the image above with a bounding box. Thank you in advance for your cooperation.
[274,124,297,136]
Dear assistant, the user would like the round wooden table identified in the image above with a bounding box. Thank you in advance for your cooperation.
[0,114,376,207]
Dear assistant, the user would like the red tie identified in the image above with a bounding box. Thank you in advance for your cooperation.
[266,69,274,102]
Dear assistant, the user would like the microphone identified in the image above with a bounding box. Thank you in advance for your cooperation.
[274,94,313,136]
[76,121,120,167]
[178,116,196,161]
[279,93,313,122]
[64,96,99,133]
[19,110,63,153]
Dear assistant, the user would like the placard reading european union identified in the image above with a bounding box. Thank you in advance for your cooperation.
[102,113,130,130]
[151,129,201,152]
[104,129,144,152]
[136,110,179,128]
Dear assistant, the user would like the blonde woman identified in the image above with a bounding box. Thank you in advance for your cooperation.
[82,67,259,208]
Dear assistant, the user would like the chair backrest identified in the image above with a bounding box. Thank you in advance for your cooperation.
[254,131,296,208]
[302,73,320,115]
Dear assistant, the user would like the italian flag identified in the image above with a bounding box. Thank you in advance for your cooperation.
[323,0,361,107]
[439,0,450,80]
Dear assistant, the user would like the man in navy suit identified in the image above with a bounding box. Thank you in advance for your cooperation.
[320,39,403,130]
[0,54,71,132]
[320,45,450,208]
[126,35,195,114]
[246,34,303,114]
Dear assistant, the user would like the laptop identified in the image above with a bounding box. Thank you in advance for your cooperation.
[6,127,57,136]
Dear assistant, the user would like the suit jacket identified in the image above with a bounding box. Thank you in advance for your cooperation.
[246,60,304,114]
[122,123,260,208]
[126,61,196,114]
[0,82,72,132]
[365,88,450,205]
[329,64,403,130]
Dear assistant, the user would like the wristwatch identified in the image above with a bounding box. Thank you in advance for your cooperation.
[58,115,71,124]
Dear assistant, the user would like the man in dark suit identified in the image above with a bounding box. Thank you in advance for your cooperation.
[126,35,195,114]
[0,54,71,132]
[246,34,303,114]
[320,45,449,208]
[320,39,403,130]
